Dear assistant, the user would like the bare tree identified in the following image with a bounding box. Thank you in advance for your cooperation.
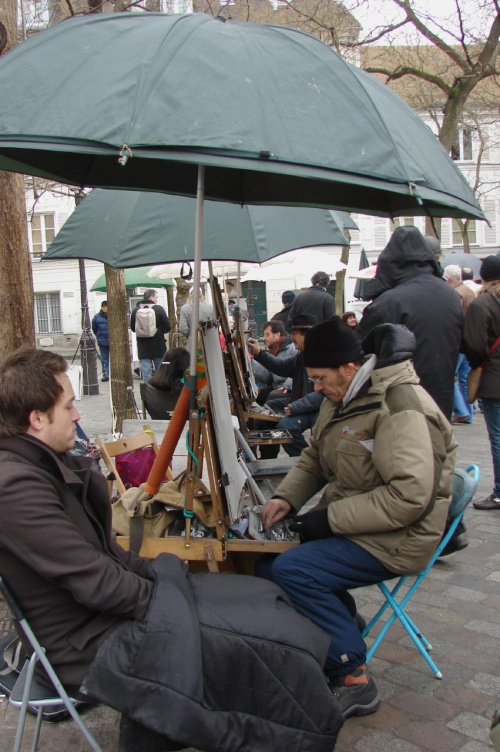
[249,0,499,239]
[0,0,35,351]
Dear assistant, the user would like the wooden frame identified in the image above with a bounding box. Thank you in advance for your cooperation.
[96,427,173,499]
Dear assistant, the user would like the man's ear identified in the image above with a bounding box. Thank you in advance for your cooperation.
[340,363,358,378]
[27,409,45,433]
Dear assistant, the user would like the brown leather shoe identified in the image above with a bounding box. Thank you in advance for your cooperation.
[473,493,500,510]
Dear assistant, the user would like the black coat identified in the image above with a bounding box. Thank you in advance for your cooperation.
[131,301,171,359]
[256,349,313,403]
[0,435,153,688]
[271,304,293,331]
[356,226,463,418]
[83,554,343,752]
[287,286,335,327]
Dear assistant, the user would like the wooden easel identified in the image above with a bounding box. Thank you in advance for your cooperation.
[116,282,298,570]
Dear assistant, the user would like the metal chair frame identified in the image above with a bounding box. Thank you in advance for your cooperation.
[0,576,103,752]
[362,464,480,680]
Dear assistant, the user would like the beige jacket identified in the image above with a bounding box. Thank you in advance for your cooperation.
[275,359,457,574]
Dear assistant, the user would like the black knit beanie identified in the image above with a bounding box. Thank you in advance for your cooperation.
[303,317,365,368]
[480,255,500,282]
[289,313,317,330]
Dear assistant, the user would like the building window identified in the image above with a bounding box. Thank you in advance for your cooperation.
[452,219,476,246]
[22,1,50,29]
[451,128,473,161]
[390,217,414,232]
[30,213,55,257]
[35,292,62,334]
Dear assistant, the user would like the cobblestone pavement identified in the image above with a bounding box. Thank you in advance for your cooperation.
[1,389,499,751]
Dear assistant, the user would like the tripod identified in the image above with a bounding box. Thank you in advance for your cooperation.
[72,258,100,396]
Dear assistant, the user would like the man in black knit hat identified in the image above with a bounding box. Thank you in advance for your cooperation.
[257,317,456,720]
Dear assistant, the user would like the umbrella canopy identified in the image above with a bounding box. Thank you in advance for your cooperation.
[0,12,483,220]
[441,252,482,278]
[241,251,346,282]
[90,266,174,292]
[45,189,350,268]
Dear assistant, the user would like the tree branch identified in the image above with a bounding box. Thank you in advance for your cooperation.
[364,64,453,95]
[391,0,469,71]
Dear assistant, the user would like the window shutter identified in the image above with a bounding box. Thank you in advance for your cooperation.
[440,219,451,248]
[55,211,71,233]
[374,218,389,249]
[483,199,497,246]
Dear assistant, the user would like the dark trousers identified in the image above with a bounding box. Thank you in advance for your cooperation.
[259,397,319,459]
[256,537,394,677]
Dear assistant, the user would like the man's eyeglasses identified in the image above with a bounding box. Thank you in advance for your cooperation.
[308,372,328,385]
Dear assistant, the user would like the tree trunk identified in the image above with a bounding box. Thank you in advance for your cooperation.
[105,266,137,434]
[0,0,35,352]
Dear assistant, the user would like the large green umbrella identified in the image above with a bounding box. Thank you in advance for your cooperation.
[90,266,174,292]
[0,12,484,383]
[46,190,349,268]
[0,12,483,221]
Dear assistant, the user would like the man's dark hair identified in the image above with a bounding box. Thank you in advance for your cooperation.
[311,271,330,288]
[0,347,67,437]
[102,300,108,306]
[462,267,474,281]
[263,320,286,335]
[143,289,157,301]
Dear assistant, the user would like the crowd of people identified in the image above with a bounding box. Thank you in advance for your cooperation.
[1,226,499,750]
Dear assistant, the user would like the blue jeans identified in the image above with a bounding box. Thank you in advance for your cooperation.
[482,397,500,496]
[453,354,473,421]
[256,537,394,677]
[140,356,163,383]
[99,345,110,378]
[265,397,319,457]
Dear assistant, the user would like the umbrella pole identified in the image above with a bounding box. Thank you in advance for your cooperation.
[184,165,205,546]
[188,164,205,405]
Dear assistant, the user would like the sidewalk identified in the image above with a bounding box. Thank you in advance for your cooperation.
[1,405,499,752]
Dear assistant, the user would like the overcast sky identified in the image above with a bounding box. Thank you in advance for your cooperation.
[351,0,496,45]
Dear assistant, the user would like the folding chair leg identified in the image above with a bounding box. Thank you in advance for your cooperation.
[374,582,442,679]
[13,654,38,752]
[31,708,44,752]
[400,610,433,652]
[21,620,103,752]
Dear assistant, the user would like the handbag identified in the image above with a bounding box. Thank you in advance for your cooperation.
[467,334,500,403]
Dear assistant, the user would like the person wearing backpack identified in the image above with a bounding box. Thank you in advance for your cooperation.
[130,290,171,382]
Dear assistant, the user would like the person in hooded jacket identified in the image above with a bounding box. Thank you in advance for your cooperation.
[356,226,463,420]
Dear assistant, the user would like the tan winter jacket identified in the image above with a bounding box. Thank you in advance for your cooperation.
[275,359,457,574]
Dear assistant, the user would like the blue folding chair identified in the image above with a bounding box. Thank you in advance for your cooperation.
[362,464,480,679]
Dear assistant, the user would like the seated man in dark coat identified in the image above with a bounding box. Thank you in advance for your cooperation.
[0,347,342,752]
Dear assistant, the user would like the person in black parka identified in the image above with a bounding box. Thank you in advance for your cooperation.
[356,225,463,420]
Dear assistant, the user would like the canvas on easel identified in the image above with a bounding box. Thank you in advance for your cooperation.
[200,320,247,521]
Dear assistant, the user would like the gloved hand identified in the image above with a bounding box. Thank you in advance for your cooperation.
[289,507,332,542]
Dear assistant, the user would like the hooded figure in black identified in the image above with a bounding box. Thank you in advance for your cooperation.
[356,225,463,419]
